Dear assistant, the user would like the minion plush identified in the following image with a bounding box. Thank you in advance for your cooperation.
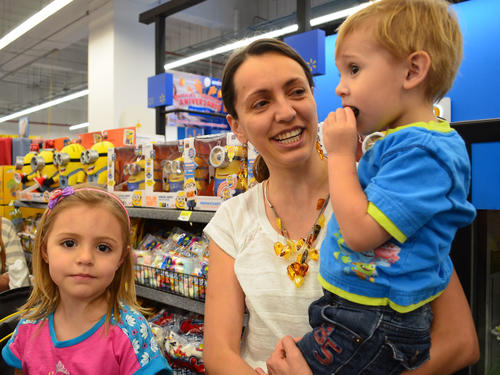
[55,143,86,188]
[123,158,146,191]
[81,140,114,186]
[209,145,247,198]
[19,144,40,190]
[31,147,59,191]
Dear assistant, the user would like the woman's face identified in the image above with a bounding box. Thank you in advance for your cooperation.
[227,52,318,170]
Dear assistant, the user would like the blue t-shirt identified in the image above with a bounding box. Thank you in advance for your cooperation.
[320,121,476,312]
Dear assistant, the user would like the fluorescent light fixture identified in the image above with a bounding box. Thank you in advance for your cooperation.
[164,24,299,70]
[0,0,74,50]
[0,89,88,124]
[163,1,376,71]
[69,122,89,131]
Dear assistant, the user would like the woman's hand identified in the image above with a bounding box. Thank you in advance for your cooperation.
[264,336,312,375]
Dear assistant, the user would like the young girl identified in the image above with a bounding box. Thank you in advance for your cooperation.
[1,184,172,375]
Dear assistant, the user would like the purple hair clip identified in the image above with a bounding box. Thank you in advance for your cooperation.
[47,186,75,210]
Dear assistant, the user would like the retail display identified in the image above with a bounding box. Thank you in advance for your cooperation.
[108,132,252,210]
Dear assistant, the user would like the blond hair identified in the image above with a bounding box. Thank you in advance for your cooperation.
[21,184,143,326]
[336,0,463,102]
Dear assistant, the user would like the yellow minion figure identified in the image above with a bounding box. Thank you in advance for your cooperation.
[209,145,247,198]
[54,143,86,188]
[131,190,143,207]
[123,158,146,191]
[175,191,186,210]
[18,144,40,190]
[81,140,114,186]
[31,147,59,191]
[162,157,184,192]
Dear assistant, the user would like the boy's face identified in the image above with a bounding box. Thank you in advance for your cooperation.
[335,21,410,134]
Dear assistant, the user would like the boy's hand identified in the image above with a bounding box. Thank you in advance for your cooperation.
[322,107,358,157]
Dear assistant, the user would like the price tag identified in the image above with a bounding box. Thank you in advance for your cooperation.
[178,210,192,222]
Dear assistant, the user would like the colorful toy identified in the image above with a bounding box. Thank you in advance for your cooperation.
[54,143,86,188]
[209,144,247,198]
[31,146,59,192]
[81,140,114,186]
[162,157,184,192]
[123,158,146,191]
[18,144,40,190]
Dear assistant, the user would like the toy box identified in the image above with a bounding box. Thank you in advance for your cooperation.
[0,166,21,205]
[107,133,250,210]
[183,132,247,211]
[107,144,147,207]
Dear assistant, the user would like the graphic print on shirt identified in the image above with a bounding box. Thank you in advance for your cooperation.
[333,232,401,283]
[53,360,70,374]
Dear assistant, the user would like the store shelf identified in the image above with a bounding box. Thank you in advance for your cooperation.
[135,284,205,315]
[14,200,215,223]
[126,207,214,223]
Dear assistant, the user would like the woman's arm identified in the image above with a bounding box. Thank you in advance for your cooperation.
[204,240,258,375]
[402,269,479,374]
[263,269,479,375]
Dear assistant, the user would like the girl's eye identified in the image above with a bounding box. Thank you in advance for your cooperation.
[351,64,360,74]
[62,239,76,248]
[97,244,111,253]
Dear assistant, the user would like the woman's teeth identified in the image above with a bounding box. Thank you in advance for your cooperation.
[274,128,303,144]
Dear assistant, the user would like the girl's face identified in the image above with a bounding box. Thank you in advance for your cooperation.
[335,22,409,135]
[42,204,126,305]
[227,52,318,170]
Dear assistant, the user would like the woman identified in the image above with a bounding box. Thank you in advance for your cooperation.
[203,38,479,375]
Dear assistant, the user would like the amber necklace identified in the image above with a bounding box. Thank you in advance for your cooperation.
[264,179,329,287]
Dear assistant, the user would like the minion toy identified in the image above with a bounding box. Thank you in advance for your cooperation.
[162,157,184,192]
[18,144,40,190]
[209,145,247,198]
[123,158,146,191]
[184,178,197,210]
[54,143,86,188]
[81,140,114,186]
[31,147,59,192]
[175,191,187,210]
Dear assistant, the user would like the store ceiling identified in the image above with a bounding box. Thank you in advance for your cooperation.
[0,0,465,136]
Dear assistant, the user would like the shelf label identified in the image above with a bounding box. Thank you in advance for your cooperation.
[178,210,192,221]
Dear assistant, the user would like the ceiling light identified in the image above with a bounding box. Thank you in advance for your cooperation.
[0,0,75,50]
[69,122,89,131]
[163,1,376,71]
[310,1,374,27]
[0,89,88,124]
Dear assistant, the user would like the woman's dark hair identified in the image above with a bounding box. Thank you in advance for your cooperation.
[221,38,314,182]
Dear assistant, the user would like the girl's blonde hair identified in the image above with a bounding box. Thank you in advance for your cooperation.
[21,183,143,326]
[336,0,463,103]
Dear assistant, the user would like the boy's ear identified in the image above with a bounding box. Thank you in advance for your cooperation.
[227,114,248,144]
[403,50,431,90]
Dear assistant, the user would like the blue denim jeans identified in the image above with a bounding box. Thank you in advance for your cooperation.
[296,290,432,375]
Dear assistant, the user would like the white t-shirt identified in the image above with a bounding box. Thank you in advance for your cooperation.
[204,182,331,369]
